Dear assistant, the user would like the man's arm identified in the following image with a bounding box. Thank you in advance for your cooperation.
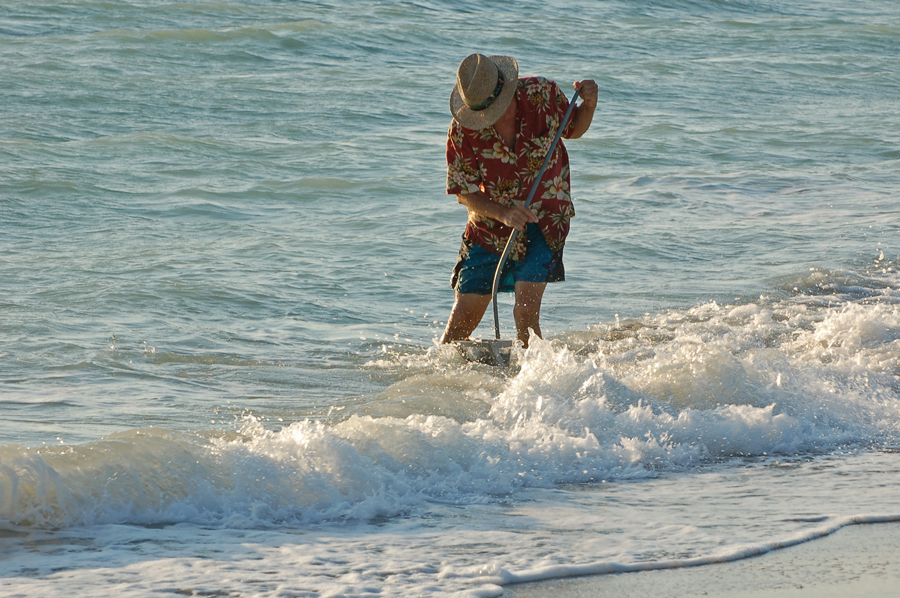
[457,191,538,232]
[567,79,599,140]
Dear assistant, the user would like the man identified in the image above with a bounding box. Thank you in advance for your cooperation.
[440,53,598,347]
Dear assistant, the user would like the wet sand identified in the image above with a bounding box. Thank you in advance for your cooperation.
[506,522,900,597]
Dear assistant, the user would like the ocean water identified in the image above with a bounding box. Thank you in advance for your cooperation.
[2,0,899,596]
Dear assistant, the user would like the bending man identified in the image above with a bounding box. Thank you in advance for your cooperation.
[440,53,598,347]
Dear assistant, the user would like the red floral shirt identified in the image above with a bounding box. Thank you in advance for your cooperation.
[446,76,577,260]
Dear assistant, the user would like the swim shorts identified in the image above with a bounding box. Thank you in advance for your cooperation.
[451,223,565,295]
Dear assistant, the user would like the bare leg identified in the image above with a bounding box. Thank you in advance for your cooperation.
[441,292,492,343]
[513,281,547,348]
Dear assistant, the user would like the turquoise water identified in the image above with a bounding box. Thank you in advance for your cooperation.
[2,1,900,596]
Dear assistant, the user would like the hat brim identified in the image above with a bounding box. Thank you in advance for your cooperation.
[450,55,519,130]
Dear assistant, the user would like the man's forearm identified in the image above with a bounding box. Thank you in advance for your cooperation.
[458,191,502,220]
[568,101,596,140]
[457,192,537,231]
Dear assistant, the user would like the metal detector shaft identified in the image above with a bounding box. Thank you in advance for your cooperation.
[490,87,582,340]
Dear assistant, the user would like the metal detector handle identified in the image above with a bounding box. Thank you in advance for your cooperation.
[490,87,582,340]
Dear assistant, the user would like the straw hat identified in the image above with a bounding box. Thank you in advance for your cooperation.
[450,54,519,130]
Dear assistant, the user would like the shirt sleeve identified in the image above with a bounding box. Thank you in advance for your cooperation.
[446,120,483,195]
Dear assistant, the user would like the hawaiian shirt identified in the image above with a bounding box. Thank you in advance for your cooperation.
[446,76,577,261]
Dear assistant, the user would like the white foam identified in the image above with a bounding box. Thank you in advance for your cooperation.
[3,270,900,596]
[4,272,900,531]
[496,514,900,588]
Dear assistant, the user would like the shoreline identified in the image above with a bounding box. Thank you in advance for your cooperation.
[504,521,900,597]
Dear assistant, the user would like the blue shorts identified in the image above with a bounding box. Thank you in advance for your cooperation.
[451,223,565,295]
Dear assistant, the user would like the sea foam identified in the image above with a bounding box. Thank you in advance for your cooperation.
[3,270,899,531]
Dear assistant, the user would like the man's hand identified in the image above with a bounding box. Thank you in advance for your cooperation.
[574,79,599,108]
[499,205,539,232]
